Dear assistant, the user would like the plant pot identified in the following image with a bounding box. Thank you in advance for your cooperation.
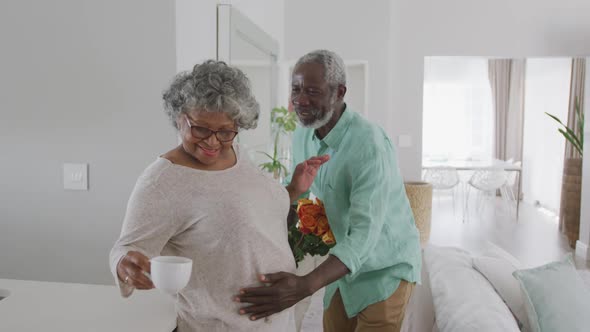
[404,181,433,246]
[560,157,583,248]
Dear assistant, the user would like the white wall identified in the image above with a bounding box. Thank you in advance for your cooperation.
[284,0,392,143]
[0,0,287,285]
[391,0,590,180]
[175,0,218,71]
[0,0,177,284]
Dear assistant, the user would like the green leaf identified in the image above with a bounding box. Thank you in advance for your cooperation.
[259,163,273,172]
[257,151,276,163]
[566,128,582,151]
[284,122,296,132]
[560,125,583,152]
[317,246,329,256]
[546,112,583,152]
[267,105,298,180]
[545,112,568,128]
[558,128,583,155]
[575,97,584,154]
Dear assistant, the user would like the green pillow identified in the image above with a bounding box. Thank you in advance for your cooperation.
[513,254,590,332]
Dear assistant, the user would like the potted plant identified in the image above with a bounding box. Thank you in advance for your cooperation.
[259,106,297,181]
[546,97,584,248]
[545,98,583,157]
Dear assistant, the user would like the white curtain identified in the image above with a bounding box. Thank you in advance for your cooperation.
[488,59,527,163]
[564,58,586,159]
[489,59,511,160]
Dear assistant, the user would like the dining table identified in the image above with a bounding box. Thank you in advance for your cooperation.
[422,158,523,218]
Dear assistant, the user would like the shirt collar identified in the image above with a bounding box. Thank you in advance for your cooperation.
[312,104,353,151]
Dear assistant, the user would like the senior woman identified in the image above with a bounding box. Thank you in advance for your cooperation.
[109,60,328,332]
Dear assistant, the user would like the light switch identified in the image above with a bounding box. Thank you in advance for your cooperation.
[398,134,412,148]
[63,163,88,190]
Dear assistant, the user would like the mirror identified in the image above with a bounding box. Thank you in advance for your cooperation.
[217,4,279,165]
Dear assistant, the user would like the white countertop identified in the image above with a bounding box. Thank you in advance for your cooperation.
[0,278,176,332]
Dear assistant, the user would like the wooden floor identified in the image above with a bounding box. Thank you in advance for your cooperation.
[428,192,589,280]
[428,193,572,267]
[299,192,589,332]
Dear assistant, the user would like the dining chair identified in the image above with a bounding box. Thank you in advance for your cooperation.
[464,167,508,222]
[423,167,460,214]
[501,161,521,205]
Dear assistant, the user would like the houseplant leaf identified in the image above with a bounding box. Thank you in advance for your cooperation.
[258,105,298,179]
[546,112,583,154]
[558,128,583,155]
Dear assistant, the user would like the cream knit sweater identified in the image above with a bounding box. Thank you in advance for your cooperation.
[110,146,296,331]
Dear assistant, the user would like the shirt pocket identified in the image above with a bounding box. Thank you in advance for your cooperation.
[326,181,335,191]
[324,181,345,202]
[322,183,349,236]
[324,179,349,203]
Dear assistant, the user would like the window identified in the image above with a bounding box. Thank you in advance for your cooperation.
[422,57,494,161]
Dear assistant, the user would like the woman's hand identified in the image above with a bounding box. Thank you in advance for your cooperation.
[116,251,155,289]
[286,155,330,202]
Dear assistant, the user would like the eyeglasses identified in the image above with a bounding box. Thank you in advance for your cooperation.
[185,117,238,142]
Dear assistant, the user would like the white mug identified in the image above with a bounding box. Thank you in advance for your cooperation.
[150,256,193,294]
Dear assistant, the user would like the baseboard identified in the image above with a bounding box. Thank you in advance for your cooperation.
[575,241,590,261]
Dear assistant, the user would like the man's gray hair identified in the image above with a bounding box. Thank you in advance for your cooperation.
[294,49,346,88]
[163,60,259,130]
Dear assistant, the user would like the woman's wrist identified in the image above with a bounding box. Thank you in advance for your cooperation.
[116,254,127,282]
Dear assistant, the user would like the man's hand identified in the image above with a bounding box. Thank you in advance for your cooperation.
[286,154,330,203]
[235,272,313,321]
[235,256,350,321]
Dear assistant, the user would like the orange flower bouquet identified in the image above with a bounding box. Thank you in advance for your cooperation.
[288,197,336,265]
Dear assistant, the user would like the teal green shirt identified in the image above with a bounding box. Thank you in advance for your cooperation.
[290,107,422,317]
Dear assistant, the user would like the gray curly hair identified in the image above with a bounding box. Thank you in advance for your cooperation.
[163,60,259,130]
[294,49,346,88]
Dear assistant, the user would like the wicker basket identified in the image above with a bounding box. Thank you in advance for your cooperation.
[404,181,433,246]
[560,157,582,249]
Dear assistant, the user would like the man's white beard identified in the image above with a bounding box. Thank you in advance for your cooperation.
[298,93,338,129]
[299,108,334,129]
